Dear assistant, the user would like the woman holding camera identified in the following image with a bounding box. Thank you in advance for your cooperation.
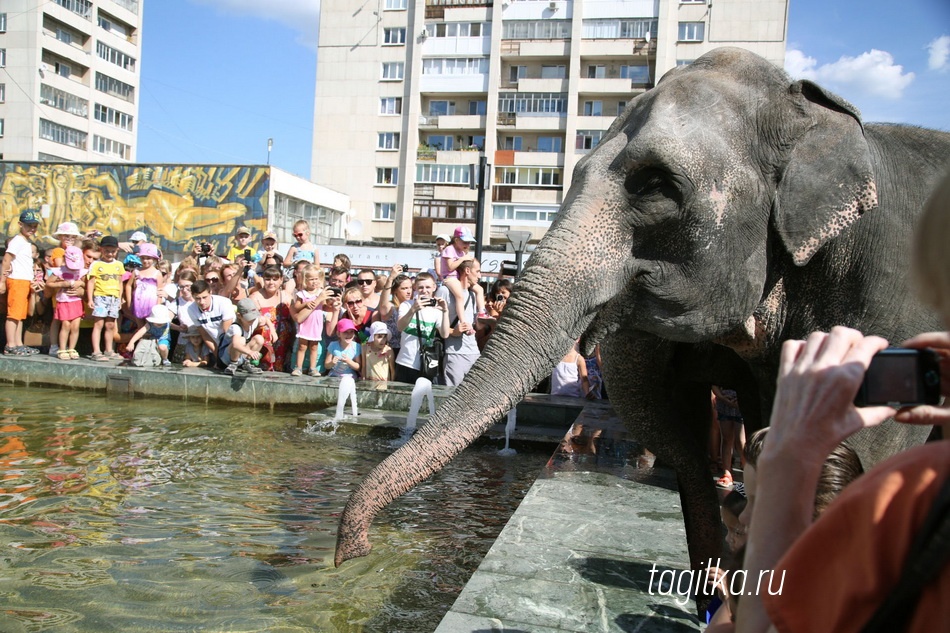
[377,265,412,356]
[395,272,450,384]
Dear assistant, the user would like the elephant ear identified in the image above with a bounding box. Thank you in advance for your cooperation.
[773,80,878,266]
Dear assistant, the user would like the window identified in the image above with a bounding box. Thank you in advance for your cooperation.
[498,92,568,114]
[537,137,562,153]
[508,65,526,82]
[0,84,5,103]
[55,61,72,78]
[381,62,404,80]
[493,204,559,223]
[93,134,131,160]
[678,22,705,42]
[375,203,397,220]
[502,20,571,40]
[55,28,73,45]
[95,72,135,102]
[428,100,456,116]
[422,58,489,75]
[426,135,454,151]
[426,22,490,38]
[377,132,400,150]
[384,0,407,9]
[95,103,133,130]
[415,199,476,220]
[376,168,399,185]
[383,27,406,45]
[415,164,471,185]
[98,12,133,38]
[541,65,566,79]
[0,119,4,138]
[583,18,657,39]
[620,65,651,84]
[379,97,402,115]
[39,118,87,149]
[496,167,562,187]
[460,135,485,150]
[54,0,92,20]
[469,100,487,115]
[575,130,604,150]
[96,41,136,71]
[0,49,5,68]
[0,13,7,33]
[502,136,523,151]
[617,101,627,115]
[41,84,89,117]
[583,101,603,116]
[586,65,606,79]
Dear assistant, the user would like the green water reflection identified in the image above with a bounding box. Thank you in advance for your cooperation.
[0,387,548,632]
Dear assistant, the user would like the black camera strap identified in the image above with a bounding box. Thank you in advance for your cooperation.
[450,290,474,330]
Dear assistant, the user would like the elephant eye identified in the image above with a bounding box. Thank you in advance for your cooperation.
[624,168,680,202]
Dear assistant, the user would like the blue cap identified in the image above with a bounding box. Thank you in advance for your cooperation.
[124,253,142,266]
[19,210,41,224]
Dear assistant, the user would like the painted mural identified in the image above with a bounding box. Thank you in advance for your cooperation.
[0,163,269,254]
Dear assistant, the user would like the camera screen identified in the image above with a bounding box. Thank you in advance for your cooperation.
[866,355,918,403]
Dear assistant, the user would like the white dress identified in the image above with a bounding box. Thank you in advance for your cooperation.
[550,351,582,398]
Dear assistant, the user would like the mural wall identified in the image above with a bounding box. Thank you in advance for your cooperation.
[0,163,270,255]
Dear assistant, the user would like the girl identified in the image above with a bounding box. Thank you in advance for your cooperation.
[440,227,486,320]
[377,266,412,356]
[284,220,319,269]
[291,264,335,376]
[705,490,748,630]
[180,325,209,367]
[362,321,395,381]
[168,269,197,364]
[332,252,351,272]
[550,340,593,399]
[326,318,362,378]
[127,304,172,366]
[47,246,86,360]
[131,243,165,328]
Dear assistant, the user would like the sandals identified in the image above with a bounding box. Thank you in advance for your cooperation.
[90,352,110,362]
[57,350,72,361]
[68,349,80,360]
[3,346,38,356]
[715,471,734,490]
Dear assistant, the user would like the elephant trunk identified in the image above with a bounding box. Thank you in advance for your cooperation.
[335,211,626,567]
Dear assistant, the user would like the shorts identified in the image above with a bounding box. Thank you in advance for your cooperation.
[4,278,31,321]
[91,295,121,319]
[54,300,85,322]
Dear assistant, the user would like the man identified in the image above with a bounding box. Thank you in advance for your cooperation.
[355,268,380,310]
[327,266,349,291]
[0,210,42,355]
[186,280,235,364]
[435,258,483,386]
[219,298,264,375]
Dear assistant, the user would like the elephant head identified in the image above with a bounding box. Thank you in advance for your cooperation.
[335,47,883,567]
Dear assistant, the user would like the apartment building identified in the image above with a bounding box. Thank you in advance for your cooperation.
[313,0,788,245]
[0,0,142,163]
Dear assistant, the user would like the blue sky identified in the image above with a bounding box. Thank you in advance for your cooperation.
[137,0,950,179]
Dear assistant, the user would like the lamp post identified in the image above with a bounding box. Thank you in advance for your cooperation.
[267,138,273,165]
[505,230,532,277]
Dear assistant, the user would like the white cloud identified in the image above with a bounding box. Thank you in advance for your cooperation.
[784,48,914,101]
[190,0,321,48]
[928,35,950,72]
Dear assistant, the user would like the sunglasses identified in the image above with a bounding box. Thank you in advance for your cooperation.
[293,232,306,238]
[204,277,220,283]
[346,299,363,306]
[356,279,375,285]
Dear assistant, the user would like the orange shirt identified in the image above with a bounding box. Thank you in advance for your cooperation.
[764,441,950,633]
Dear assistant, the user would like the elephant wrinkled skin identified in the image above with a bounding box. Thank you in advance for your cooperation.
[334,48,950,587]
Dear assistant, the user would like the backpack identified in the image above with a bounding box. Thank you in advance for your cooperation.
[415,310,444,381]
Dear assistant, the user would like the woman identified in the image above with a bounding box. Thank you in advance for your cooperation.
[476,278,513,352]
[342,286,377,343]
[248,265,294,372]
[377,266,412,355]
[168,269,197,364]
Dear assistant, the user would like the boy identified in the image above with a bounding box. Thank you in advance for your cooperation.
[226,226,257,264]
[85,235,125,361]
[0,210,43,355]
[256,231,279,262]
[186,280,235,364]
[220,298,264,375]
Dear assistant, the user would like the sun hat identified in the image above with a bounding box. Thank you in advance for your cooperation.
[50,247,66,261]
[146,304,172,325]
[235,298,261,320]
[53,222,82,237]
[100,236,119,248]
[64,246,83,271]
[453,227,476,242]
[369,321,390,340]
[186,325,202,337]
[137,243,160,259]
[262,231,278,241]
[435,234,450,243]
[337,318,358,333]
[129,231,147,242]
[19,210,41,224]
[236,226,252,236]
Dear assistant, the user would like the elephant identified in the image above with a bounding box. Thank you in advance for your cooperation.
[334,46,950,597]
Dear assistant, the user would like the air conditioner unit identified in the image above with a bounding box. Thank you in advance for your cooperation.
[549,1,558,10]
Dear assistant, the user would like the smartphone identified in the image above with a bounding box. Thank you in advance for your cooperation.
[327,287,343,297]
[854,348,941,407]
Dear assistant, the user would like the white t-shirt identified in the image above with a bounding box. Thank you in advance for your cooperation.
[396,300,443,370]
[186,295,236,340]
[436,286,479,356]
[7,234,34,281]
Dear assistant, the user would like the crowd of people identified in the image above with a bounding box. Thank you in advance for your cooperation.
[0,216,603,395]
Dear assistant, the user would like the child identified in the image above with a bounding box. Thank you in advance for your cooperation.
[432,234,449,281]
[47,246,87,360]
[254,230,279,268]
[220,299,264,375]
[333,252,351,272]
[362,320,395,381]
[550,340,592,399]
[1,210,43,355]
[284,220,319,269]
[704,490,748,629]
[226,226,257,264]
[131,243,165,328]
[127,304,172,366]
[291,264,335,377]
[326,318,361,378]
[85,235,125,361]
[181,325,209,367]
[441,227,486,320]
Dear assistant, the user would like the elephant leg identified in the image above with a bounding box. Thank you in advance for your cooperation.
[602,334,722,611]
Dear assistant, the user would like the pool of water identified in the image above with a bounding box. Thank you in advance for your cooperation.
[0,387,549,632]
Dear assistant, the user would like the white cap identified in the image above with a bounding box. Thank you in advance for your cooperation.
[129,231,147,242]
[369,321,390,340]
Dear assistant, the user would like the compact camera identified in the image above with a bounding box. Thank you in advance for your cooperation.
[200,242,212,255]
[424,297,439,307]
[401,264,410,273]
[854,348,941,408]
[495,294,506,302]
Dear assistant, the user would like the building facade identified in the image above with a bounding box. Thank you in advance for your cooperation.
[0,0,142,163]
[312,0,788,246]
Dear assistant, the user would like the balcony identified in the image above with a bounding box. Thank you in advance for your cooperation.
[579,38,656,58]
[578,77,642,95]
[425,0,492,19]
[417,147,483,163]
[500,40,571,58]
[419,114,486,130]
[517,77,569,93]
